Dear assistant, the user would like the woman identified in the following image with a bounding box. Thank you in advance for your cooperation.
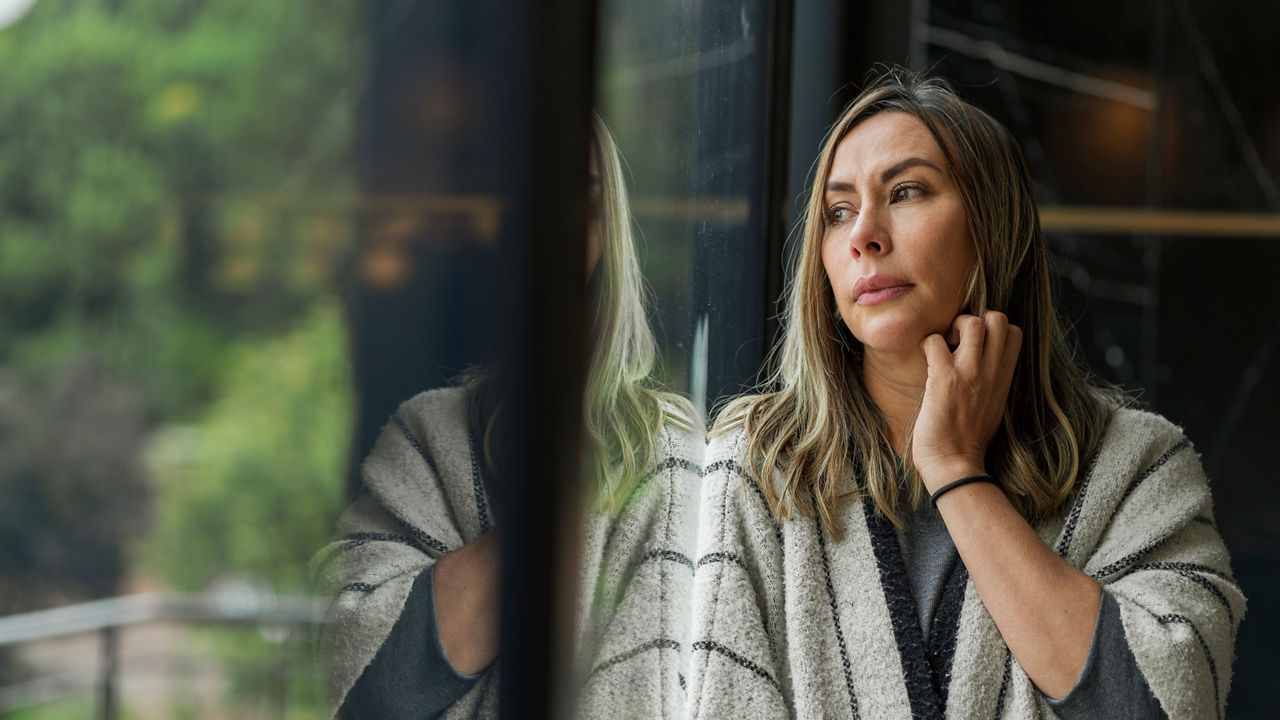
[690,68,1243,719]
[315,114,701,719]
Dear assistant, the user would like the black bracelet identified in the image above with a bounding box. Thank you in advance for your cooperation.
[930,474,997,505]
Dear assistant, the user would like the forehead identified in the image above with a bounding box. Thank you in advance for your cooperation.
[828,111,946,181]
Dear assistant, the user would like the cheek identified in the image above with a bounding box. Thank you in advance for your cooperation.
[586,226,602,275]
[920,221,973,292]
[820,240,841,285]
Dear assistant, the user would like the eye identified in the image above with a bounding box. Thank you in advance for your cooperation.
[823,205,855,227]
[890,183,924,203]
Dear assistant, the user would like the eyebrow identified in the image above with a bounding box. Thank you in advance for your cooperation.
[824,156,942,193]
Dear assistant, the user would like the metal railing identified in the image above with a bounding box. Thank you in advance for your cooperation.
[0,590,327,719]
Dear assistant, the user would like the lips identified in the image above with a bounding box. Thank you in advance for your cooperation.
[852,274,913,305]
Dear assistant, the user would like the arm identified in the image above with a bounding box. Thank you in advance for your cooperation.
[315,390,500,719]
[914,313,1243,717]
[928,473,1099,698]
[1045,591,1167,718]
[341,561,489,719]
[433,529,502,674]
[914,311,1095,698]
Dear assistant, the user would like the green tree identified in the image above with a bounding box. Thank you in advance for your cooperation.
[145,302,353,593]
[0,0,359,602]
[0,0,359,419]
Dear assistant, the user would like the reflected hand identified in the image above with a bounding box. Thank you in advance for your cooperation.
[913,311,1022,491]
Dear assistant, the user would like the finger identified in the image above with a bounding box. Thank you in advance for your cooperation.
[989,324,1022,409]
[987,321,1021,434]
[1000,323,1023,382]
[952,314,986,369]
[920,333,955,370]
[980,311,1010,374]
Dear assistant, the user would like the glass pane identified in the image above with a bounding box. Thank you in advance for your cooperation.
[0,0,361,715]
[572,0,774,715]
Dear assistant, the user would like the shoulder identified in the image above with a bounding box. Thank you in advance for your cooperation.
[1081,404,1205,501]
[1086,405,1204,497]
[1100,405,1190,454]
[705,424,751,473]
[394,385,472,430]
[361,385,475,493]
[1054,404,1211,566]
[650,415,704,475]
[702,424,781,529]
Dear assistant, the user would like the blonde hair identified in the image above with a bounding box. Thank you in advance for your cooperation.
[583,113,694,511]
[473,114,694,512]
[716,67,1122,534]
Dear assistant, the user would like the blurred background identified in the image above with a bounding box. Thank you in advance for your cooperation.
[0,0,1275,718]
[0,0,358,717]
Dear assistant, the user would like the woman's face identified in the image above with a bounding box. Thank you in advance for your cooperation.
[820,111,975,356]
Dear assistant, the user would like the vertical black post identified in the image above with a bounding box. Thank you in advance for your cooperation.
[98,627,118,720]
[499,0,597,717]
[761,0,796,354]
[1141,0,1168,406]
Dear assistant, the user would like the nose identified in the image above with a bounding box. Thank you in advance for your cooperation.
[847,206,890,259]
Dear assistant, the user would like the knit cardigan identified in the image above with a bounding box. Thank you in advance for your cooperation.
[688,407,1244,720]
[314,386,701,719]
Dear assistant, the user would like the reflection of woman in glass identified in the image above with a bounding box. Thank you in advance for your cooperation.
[692,69,1242,719]
[317,114,699,719]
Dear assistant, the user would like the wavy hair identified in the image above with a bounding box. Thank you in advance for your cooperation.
[472,114,694,513]
[715,67,1123,534]
[583,113,695,511]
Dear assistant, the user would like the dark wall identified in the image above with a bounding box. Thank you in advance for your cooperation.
[915,3,1280,716]
[350,0,530,493]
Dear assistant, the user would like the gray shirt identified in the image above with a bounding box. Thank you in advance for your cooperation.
[895,500,1167,718]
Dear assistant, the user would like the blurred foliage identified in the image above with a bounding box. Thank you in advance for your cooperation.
[0,0,358,420]
[0,360,149,611]
[145,301,352,593]
[0,0,360,622]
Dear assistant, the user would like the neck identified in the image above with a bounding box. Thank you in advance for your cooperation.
[859,347,927,457]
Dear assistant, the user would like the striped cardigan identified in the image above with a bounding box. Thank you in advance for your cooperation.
[314,386,702,719]
[688,407,1244,719]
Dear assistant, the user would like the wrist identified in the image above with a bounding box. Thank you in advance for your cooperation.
[930,474,998,506]
[918,459,987,494]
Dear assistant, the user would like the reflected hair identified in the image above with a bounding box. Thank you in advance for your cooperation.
[585,113,695,512]
[715,67,1123,534]
[471,114,693,513]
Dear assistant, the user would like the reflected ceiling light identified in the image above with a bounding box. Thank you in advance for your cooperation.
[0,0,36,31]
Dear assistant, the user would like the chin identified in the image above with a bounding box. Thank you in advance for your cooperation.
[846,317,931,355]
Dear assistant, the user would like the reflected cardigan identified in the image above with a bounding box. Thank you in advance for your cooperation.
[314,386,701,719]
[688,407,1244,719]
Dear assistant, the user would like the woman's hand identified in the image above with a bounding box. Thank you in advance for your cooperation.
[913,311,1022,491]
[916,312,1098,699]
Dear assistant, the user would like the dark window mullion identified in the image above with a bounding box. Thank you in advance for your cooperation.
[498,0,598,718]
